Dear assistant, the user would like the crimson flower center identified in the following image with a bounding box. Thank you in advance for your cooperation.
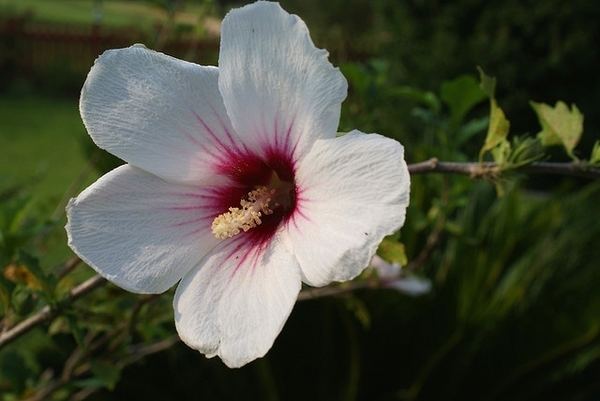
[211,151,297,241]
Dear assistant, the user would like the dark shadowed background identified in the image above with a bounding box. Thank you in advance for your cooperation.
[1,1,599,400]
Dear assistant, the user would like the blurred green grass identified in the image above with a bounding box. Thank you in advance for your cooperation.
[0,95,95,204]
[0,0,203,30]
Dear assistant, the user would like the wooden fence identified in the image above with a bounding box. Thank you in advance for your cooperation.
[0,15,219,90]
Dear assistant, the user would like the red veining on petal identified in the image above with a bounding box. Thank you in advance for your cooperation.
[183,129,231,168]
[170,214,217,227]
[178,110,311,274]
[207,104,241,149]
[273,115,280,149]
[284,117,296,151]
[208,143,302,273]
[223,237,248,266]
[192,111,242,160]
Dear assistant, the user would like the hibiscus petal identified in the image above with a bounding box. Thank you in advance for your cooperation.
[173,234,301,368]
[287,131,410,287]
[66,165,220,294]
[80,44,241,185]
[218,2,347,159]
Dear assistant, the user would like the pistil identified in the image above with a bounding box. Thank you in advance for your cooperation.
[211,186,275,239]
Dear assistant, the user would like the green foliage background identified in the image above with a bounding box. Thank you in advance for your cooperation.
[1,0,599,400]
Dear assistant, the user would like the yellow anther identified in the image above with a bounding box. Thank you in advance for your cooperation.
[211,186,275,239]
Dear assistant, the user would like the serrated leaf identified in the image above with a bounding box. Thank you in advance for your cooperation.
[531,101,583,158]
[491,138,511,164]
[590,140,600,165]
[480,100,510,160]
[441,75,486,126]
[377,239,408,267]
[478,68,511,161]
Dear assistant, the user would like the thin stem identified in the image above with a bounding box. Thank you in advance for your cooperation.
[24,336,179,401]
[1,159,598,349]
[408,158,600,179]
[297,279,378,301]
[0,275,106,350]
[57,256,82,279]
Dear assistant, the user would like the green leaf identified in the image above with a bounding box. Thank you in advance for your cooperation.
[89,360,122,390]
[530,101,583,158]
[477,68,511,161]
[491,138,511,165]
[341,62,369,96]
[16,251,56,296]
[508,136,545,167]
[0,350,32,393]
[589,140,600,165]
[8,196,34,235]
[477,66,496,98]
[11,286,35,316]
[392,86,441,113]
[456,116,489,146]
[441,75,486,126]
[377,239,408,266]
[481,103,510,160]
[65,312,86,348]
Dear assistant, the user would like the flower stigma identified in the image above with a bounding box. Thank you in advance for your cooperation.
[211,186,276,239]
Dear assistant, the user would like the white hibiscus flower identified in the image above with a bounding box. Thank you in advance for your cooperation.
[66,1,410,368]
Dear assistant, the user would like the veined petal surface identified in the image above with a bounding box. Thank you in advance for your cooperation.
[174,234,301,368]
[287,131,410,287]
[80,45,242,186]
[66,165,220,294]
[218,2,347,159]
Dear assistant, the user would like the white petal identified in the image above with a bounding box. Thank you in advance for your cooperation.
[287,131,410,287]
[174,234,301,368]
[66,165,219,294]
[80,45,241,185]
[218,2,347,159]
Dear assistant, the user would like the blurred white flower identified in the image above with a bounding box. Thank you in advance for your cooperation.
[370,254,402,279]
[66,1,410,368]
[386,276,431,296]
[370,255,431,296]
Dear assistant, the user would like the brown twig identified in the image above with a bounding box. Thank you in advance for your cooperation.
[57,256,82,279]
[408,158,600,179]
[406,177,449,272]
[0,275,106,350]
[2,159,598,350]
[118,336,179,367]
[297,280,376,301]
[24,336,179,401]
